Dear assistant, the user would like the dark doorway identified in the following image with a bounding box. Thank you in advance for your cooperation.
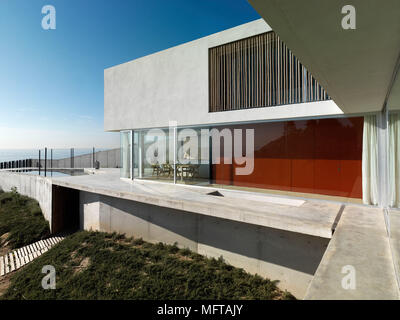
[52,185,80,233]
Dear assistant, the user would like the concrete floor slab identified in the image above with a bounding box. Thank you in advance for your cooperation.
[51,169,341,238]
[305,205,400,300]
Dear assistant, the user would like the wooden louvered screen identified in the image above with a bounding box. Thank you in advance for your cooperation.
[209,31,330,112]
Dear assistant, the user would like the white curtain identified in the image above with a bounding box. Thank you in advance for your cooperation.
[362,115,379,205]
[389,113,400,207]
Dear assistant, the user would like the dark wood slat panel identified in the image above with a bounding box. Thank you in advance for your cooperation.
[209,31,331,112]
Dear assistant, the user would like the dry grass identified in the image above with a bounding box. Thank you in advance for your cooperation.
[0,189,50,249]
[2,231,295,300]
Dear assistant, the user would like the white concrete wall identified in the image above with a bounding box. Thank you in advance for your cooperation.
[79,190,329,298]
[0,171,52,226]
[104,19,343,132]
[80,191,101,231]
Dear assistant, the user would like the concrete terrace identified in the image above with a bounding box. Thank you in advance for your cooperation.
[51,169,341,239]
[1,168,400,298]
[389,209,400,292]
[51,169,400,299]
[305,206,400,300]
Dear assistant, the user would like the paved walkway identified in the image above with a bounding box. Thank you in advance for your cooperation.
[305,205,400,300]
[0,236,64,276]
[389,209,400,292]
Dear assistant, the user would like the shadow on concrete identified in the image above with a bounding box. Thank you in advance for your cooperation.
[95,194,329,276]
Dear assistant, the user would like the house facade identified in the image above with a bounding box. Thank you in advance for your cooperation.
[105,18,399,209]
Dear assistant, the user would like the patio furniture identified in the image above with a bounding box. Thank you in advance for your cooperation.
[176,164,200,181]
[161,163,173,177]
[189,164,200,178]
[151,163,161,176]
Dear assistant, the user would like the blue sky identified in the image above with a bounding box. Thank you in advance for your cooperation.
[0,0,260,149]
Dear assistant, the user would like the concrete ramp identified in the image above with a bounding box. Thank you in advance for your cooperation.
[305,205,399,300]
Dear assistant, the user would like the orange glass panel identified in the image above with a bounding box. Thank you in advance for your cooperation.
[291,159,315,193]
[287,120,315,193]
[234,158,291,191]
[314,159,342,196]
[212,159,233,185]
[340,160,363,198]
[211,117,363,199]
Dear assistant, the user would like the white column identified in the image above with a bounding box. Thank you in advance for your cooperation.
[130,130,133,180]
[138,131,144,179]
[174,126,177,184]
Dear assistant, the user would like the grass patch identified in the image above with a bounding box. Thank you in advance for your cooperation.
[2,231,295,300]
[0,188,50,249]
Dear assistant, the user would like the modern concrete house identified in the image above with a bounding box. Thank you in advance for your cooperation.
[1,0,399,300]
[106,20,366,203]
[102,2,400,299]
[105,10,400,209]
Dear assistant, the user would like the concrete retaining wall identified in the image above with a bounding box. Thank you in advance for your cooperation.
[0,171,52,226]
[79,190,329,298]
[0,168,329,298]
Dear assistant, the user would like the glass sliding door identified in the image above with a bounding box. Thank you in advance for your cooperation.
[176,127,211,185]
[129,116,363,201]
[131,126,211,185]
[133,128,174,182]
[120,130,132,179]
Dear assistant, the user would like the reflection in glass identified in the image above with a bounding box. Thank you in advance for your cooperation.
[211,117,363,199]
[176,127,210,185]
[129,117,364,200]
[135,128,174,182]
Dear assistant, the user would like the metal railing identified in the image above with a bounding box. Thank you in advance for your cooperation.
[0,148,97,177]
[0,147,120,174]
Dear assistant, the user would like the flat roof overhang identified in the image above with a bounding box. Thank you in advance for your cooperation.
[248,0,400,113]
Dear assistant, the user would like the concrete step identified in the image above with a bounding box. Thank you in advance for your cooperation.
[0,236,64,277]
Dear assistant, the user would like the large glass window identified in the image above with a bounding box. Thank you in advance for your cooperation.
[211,117,363,199]
[135,128,174,182]
[130,116,363,200]
[132,127,212,185]
[176,127,211,185]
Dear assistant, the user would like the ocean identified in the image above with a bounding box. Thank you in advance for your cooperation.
[0,149,107,163]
